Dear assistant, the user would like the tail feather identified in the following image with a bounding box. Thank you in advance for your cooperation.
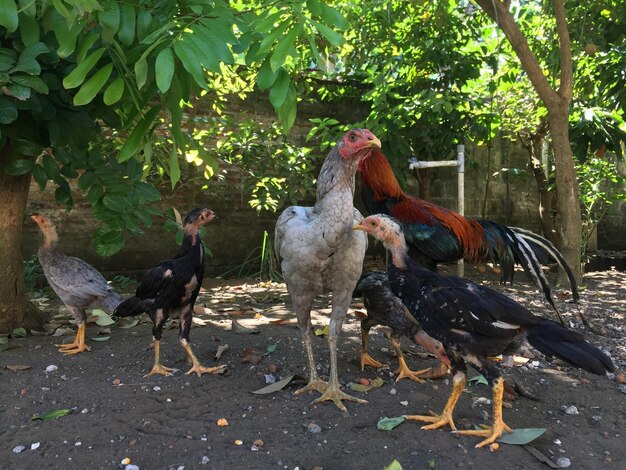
[527,320,614,375]
[113,297,151,318]
[511,227,579,303]
[102,291,123,312]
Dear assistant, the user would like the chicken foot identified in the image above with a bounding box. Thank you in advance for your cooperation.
[180,339,227,377]
[294,331,329,395]
[405,372,466,430]
[390,337,430,383]
[57,322,91,355]
[146,340,176,377]
[454,377,512,448]
[360,328,386,370]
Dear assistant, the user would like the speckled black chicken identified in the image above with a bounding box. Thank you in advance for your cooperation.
[354,271,450,382]
[32,214,122,355]
[355,214,614,448]
[114,208,226,377]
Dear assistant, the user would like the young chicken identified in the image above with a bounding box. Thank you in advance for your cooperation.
[114,208,226,377]
[274,129,380,412]
[32,214,122,355]
[354,214,614,448]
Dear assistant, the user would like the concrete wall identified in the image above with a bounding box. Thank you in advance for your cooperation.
[21,95,625,278]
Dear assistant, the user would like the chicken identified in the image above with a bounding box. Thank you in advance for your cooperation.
[274,129,380,412]
[31,214,122,355]
[354,271,450,382]
[114,208,226,377]
[358,148,582,325]
[354,214,614,448]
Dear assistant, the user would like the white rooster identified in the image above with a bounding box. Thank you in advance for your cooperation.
[274,128,381,412]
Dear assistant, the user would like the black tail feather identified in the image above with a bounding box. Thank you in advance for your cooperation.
[527,320,614,375]
[113,297,151,318]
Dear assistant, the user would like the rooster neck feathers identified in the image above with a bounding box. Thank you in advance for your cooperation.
[359,149,487,263]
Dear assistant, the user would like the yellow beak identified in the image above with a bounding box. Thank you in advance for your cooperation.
[365,137,382,149]
[353,223,366,231]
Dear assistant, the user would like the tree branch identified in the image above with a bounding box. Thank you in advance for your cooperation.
[473,0,560,108]
[552,0,573,102]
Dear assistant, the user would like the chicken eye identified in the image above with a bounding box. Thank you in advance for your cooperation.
[349,133,357,142]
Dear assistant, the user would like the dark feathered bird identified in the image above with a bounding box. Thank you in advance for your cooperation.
[354,271,450,382]
[114,208,226,377]
[32,214,122,355]
[354,214,613,448]
[358,149,582,325]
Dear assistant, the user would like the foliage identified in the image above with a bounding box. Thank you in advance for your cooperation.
[22,254,43,292]
[576,155,626,258]
[1,0,349,256]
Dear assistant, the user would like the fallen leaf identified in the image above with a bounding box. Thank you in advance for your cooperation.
[241,353,262,365]
[269,318,295,325]
[314,325,329,337]
[348,377,384,392]
[117,319,139,329]
[91,336,111,342]
[98,327,112,335]
[383,459,403,470]
[497,428,546,445]
[468,374,488,386]
[29,330,47,336]
[377,416,405,431]
[251,374,305,394]
[214,344,229,361]
[95,315,116,326]
[0,336,8,345]
[262,343,277,356]
[6,364,32,372]
[91,309,107,317]
[52,327,75,337]
[226,310,247,317]
[353,309,368,320]
[31,408,72,421]
[523,445,560,468]
[12,328,27,338]
[232,319,260,335]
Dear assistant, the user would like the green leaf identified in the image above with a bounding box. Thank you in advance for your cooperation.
[12,327,27,338]
[18,13,40,46]
[54,18,81,58]
[12,74,49,94]
[75,32,99,64]
[77,171,95,191]
[377,416,405,431]
[134,56,148,90]
[270,24,301,71]
[192,23,233,64]
[0,96,18,123]
[98,2,120,39]
[103,76,124,105]
[169,146,180,188]
[0,0,18,33]
[55,184,73,207]
[269,69,290,110]
[497,428,546,445]
[12,42,48,75]
[87,183,104,204]
[17,0,35,17]
[305,0,323,17]
[155,47,174,93]
[118,3,135,46]
[383,459,403,470]
[73,63,113,106]
[173,40,206,89]
[51,0,73,20]
[63,48,105,89]
[31,408,72,421]
[262,343,277,356]
[95,315,115,326]
[311,19,343,47]
[348,377,384,392]
[118,105,160,162]
[4,158,33,175]
[318,3,349,30]
[468,374,488,386]
[256,56,279,91]
[91,335,111,341]
[258,19,291,55]
[6,83,30,100]
[31,164,48,190]
[277,85,297,132]
[102,194,126,212]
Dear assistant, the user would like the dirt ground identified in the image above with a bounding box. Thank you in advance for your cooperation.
[1,261,625,470]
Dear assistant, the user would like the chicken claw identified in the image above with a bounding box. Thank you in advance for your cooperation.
[311,383,368,413]
[294,378,328,396]
[393,355,429,383]
[454,421,513,448]
[185,364,227,377]
[405,410,457,431]
[360,352,386,370]
[146,364,176,377]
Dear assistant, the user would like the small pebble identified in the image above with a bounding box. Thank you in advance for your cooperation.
[121,458,131,465]
[234,440,243,446]
[31,442,40,450]
[556,457,571,468]
[201,456,210,465]
[74,442,81,446]
[592,415,602,422]
[45,365,58,373]
[253,439,264,447]
[125,465,139,470]
[12,445,26,453]
[563,405,579,415]
[389,388,397,396]
[553,439,562,445]
[153,386,161,392]
[307,423,321,433]
[264,374,276,384]
[112,379,121,386]
[251,445,259,451]
[400,401,408,406]
[81,408,89,414]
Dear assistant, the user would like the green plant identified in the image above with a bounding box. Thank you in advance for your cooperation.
[23,255,43,292]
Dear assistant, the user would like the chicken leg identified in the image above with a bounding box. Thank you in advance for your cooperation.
[146,340,176,377]
[405,371,466,430]
[57,322,92,355]
[181,339,227,377]
[360,326,385,370]
[390,336,431,383]
[454,376,512,448]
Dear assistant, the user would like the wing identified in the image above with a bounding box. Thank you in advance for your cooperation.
[44,254,113,301]
[135,261,175,300]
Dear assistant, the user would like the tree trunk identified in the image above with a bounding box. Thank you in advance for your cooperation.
[548,109,583,282]
[0,145,46,333]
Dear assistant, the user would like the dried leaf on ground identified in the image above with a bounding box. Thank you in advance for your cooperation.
[348,377,384,392]
[52,327,75,337]
[12,328,27,338]
[251,375,305,395]
[95,315,116,327]
[215,344,229,360]
[241,347,263,364]
[91,336,111,342]
[314,325,329,337]
[6,364,32,372]
[383,459,403,470]
[31,408,72,421]
[269,318,295,325]
[497,428,546,445]
[377,416,405,431]
[232,319,260,335]
[117,319,139,329]
[469,374,488,386]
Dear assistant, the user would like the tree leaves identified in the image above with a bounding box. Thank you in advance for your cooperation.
[0,0,18,33]
[4,158,32,175]
[31,408,72,421]
[155,47,174,93]
[63,48,105,89]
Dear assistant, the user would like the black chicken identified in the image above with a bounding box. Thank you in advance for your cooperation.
[354,214,614,448]
[114,208,226,377]
[354,271,450,382]
[32,214,122,355]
